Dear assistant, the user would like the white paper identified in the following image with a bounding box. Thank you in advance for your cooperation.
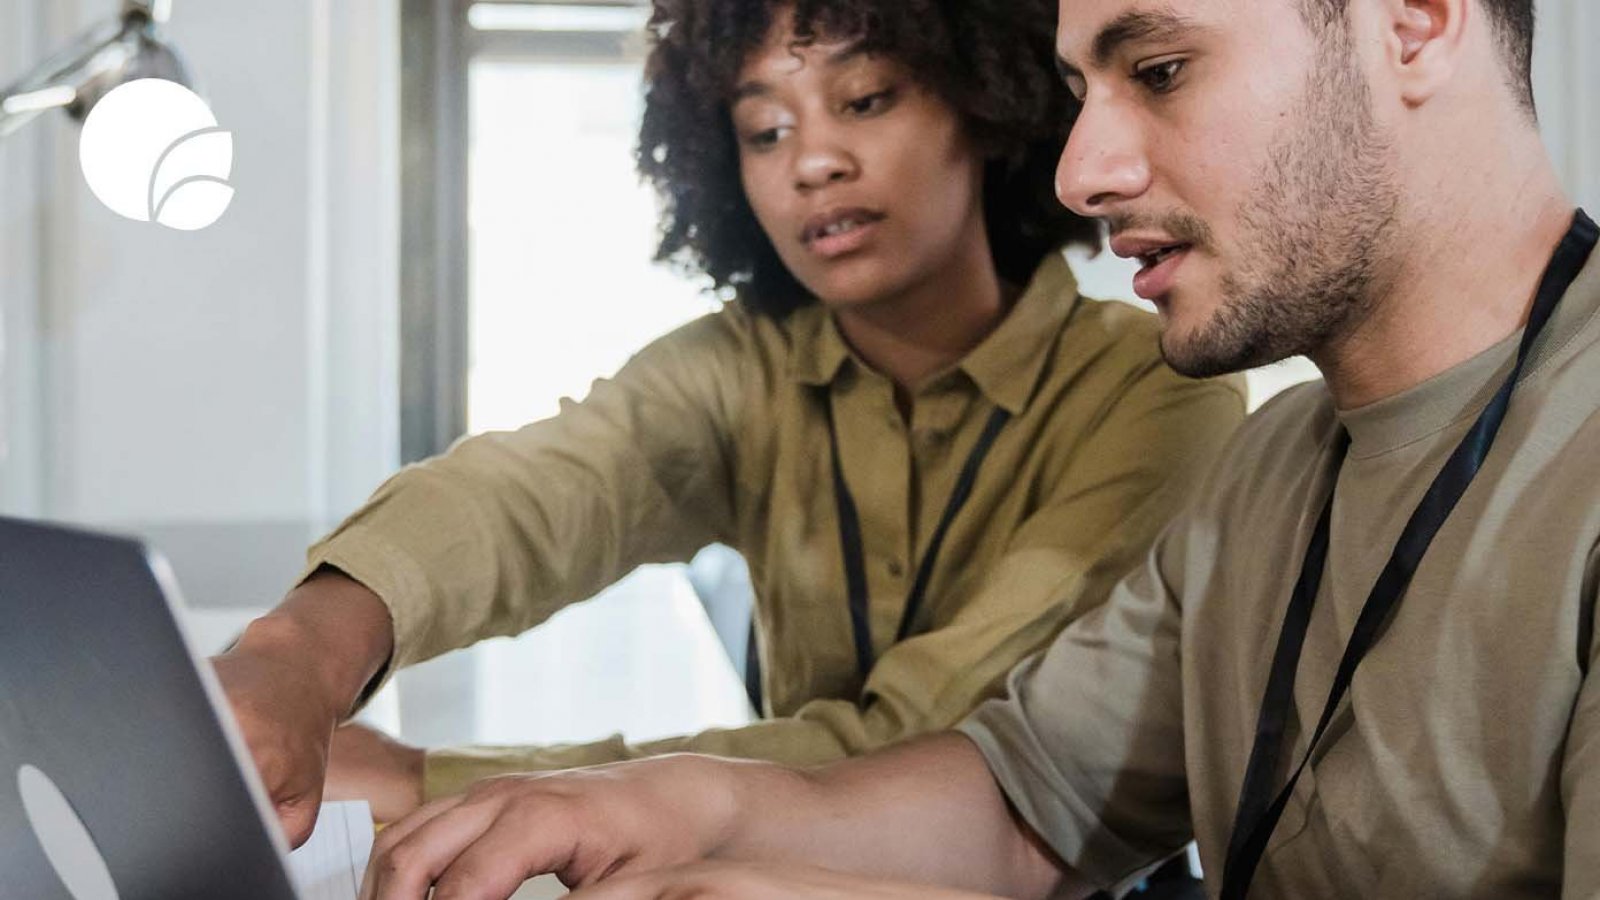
[285,800,376,900]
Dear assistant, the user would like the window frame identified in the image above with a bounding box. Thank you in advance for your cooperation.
[399,0,649,462]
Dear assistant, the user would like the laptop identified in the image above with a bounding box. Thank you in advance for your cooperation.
[0,516,304,899]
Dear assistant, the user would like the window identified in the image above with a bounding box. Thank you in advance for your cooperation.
[467,58,714,432]
[395,0,751,748]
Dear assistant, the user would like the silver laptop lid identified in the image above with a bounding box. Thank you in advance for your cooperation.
[0,516,300,900]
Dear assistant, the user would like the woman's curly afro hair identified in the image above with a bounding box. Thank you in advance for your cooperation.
[636,0,1099,318]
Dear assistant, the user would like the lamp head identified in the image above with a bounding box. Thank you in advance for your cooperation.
[67,21,194,123]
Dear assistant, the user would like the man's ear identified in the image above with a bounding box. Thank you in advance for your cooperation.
[1381,0,1468,107]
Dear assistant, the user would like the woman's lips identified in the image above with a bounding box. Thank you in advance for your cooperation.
[806,219,881,259]
[801,208,886,260]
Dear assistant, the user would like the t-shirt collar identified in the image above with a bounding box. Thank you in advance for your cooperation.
[1339,241,1600,458]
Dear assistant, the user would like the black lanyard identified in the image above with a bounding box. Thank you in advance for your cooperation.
[826,401,1011,680]
[1219,209,1598,900]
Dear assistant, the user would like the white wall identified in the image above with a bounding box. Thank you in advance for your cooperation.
[0,0,399,607]
[1534,0,1599,211]
[0,0,46,515]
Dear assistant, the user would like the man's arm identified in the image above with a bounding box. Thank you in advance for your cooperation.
[719,733,1082,898]
[357,734,1082,900]
[357,506,1209,898]
[1560,542,1600,896]
[563,860,1019,900]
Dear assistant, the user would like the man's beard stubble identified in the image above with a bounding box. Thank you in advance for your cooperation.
[1160,30,1402,380]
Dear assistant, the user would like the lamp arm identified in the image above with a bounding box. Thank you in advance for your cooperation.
[0,0,179,140]
[0,18,129,138]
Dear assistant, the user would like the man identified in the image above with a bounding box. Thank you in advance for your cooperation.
[347,0,1600,897]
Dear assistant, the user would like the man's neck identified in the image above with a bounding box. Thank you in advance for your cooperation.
[1315,159,1575,410]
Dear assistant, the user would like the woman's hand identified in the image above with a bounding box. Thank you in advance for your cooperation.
[358,754,738,900]
[325,722,427,824]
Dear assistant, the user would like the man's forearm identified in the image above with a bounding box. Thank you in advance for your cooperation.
[711,732,1076,899]
[232,569,395,717]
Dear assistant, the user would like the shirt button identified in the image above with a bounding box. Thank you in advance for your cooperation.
[887,560,905,578]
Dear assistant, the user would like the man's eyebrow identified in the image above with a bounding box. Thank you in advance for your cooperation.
[1058,8,1202,74]
[732,41,870,104]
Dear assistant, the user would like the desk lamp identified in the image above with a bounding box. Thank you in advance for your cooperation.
[0,0,192,140]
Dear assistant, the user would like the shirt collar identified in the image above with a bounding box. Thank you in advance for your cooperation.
[957,253,1080,415]
[787,303,853,388]
[786,253,1081,415]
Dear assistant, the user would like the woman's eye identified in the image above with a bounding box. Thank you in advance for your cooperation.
[744,126,787,149]
[1135,59,1185,94]
[844,89,895,116]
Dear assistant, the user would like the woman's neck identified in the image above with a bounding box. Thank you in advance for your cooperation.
[832,249,1012,398]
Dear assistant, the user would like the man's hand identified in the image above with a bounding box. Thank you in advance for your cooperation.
[212,570,396,847]
[358,755,737,900]
[326,722,426,824]
[565,861,1006,900]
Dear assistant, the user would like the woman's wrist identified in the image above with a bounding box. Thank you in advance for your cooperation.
[235,571,394,720]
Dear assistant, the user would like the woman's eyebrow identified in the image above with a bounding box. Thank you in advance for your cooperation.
[732,41,872,103]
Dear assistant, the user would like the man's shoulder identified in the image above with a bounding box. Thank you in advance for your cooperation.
[1243,377,1334,436]
[1197,377,1338,501]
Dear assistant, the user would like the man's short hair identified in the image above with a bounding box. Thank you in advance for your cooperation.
[1301,0,1535,113]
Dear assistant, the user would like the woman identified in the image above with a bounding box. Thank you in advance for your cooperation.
[215,0,1245,841]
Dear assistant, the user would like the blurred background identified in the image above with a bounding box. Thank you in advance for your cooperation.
[0,0,1596,751]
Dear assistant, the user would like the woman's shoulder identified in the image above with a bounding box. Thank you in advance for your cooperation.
[1064,294,1162,346]
[1023,255,1163,365]
[624,297,822,401]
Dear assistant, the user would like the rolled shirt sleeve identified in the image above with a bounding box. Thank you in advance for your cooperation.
[301,311,752,686]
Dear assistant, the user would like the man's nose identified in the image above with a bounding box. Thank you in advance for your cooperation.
[1055,99,1151,216]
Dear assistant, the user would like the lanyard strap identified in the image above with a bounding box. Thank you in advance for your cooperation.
[1220,209,1598,900]
[827,402,1011,680]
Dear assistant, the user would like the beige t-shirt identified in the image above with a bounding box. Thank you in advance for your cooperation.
[961,244,1600,897]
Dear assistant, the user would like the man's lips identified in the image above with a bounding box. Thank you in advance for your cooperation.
[1110,234,1195,301]
[800,207,886,259]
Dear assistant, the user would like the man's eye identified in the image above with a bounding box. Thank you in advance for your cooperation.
[1135,59,1185,94]
[844,89,895,116]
